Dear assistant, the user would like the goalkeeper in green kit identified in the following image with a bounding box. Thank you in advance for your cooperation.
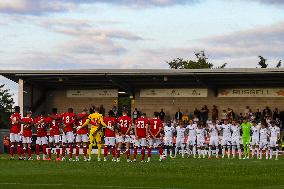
[240,117,252,159]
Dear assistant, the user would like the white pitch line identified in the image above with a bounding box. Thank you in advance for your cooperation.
[0,183,180,189]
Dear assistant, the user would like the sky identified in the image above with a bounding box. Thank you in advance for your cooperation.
[0,0,284,105]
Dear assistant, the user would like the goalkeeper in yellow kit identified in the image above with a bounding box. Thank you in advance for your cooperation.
[77,107,107,161]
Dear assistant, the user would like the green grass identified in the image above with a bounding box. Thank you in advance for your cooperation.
[0,154,283,189]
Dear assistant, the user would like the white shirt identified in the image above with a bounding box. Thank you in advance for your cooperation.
[209,124,219,138]
[231,125,240,139]
[251,124,260,139]
[176,126,186,139]
[269,126,280,138]
[164,126,175,138]
[187,124,197,139]
[196,128,206,141]
[220,124,231,138]
[260,128,268,141]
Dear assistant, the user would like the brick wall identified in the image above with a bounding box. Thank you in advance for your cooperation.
[132,89,284,119]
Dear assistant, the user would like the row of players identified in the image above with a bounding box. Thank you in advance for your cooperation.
[166,119,280,160]
[9,106,281,162]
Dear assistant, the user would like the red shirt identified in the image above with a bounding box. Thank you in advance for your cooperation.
[22,117,33,137]
[34,116,48,137]
[149,117,163,138]
[104,116,116,137]
[135,116,149,138]
[10,112,22,134]
[46,114,61,136]
[117,115,132,135]
[76,113,88,135]
[61,112,76,132]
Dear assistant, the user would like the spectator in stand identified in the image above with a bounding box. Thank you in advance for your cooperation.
[200,105,209,122]
[175,108,183,121]
[112,106,118,117]
[263,106,272,119]
[244,106,250,116]
[238,113,244,121]
[159,108,165,121]
[227,108,235,122]
[212,105,218,121]
[273,108,280,120]
[182,109,189,123]
[99,105,105,116]
[255,108,262,122]
[132,108,139,122]
[221,109,227,122]
[193,108,200,120]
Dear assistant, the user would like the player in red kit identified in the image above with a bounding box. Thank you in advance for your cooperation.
[103,110,117,162]
[148,112,164,162]
[34,111,49,161]
[46,108,62,161]
[9,106,23,160]
[134,113,149,162]
[61,108,76,161]
[75,109,89,161]
[116,110,132,162]
[21,111,34,160]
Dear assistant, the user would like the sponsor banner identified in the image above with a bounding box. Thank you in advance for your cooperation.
[140,88,208,97]
[218,88,284,97]
[67,89,118,98]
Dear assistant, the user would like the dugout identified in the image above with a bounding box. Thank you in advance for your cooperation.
[1,68,284,119]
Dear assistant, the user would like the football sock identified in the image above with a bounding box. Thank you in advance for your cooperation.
[111,146,116,158]
[17,145,21,157]
[141,147,145,161]
[76,145,80,157]
[148,147,152,158]
[117,148,121,158]
[10,145,14,157]
[36,144,40,156]
[104,146,108,157]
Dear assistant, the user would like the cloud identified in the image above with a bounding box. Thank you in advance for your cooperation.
[246,0,284,5]
[0,0,75,15]
[0,0,199,15]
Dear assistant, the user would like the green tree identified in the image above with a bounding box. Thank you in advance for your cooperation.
[258,56,268,68]
[0,84,14,129]
[167,51,227,69]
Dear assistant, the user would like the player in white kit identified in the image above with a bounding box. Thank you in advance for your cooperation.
[186,120,197,158]
[196,123,207,158]
[174,123,186,158]
[220,119,232,159]
[163,121,175,158]
[231,120,241,159]
[208,120,219,159]
[268,120,280,160]
[259,122,269,159]
[250,120,260,159]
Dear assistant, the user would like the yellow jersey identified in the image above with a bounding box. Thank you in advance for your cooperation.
[82,112,107,129]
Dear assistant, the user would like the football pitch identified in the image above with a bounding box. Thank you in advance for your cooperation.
[0,155,283,189]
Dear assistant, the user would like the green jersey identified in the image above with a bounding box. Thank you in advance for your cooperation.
[240,122,251,138]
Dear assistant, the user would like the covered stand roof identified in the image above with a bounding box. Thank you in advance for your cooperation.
[1,68,284,90]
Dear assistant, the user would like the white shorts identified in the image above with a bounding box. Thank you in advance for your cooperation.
[231,137,241,146]
[10,133,21,143]
[176,138,185,148]
[196,138,205,147]
[164,137,173,146]
[22,136,32,144]
[105,137,116,146]
[36,136,48,145]
[76,134,88,143]
[116,135,131,143]
[251,138,259,146]
[49,135,60,144]
[135,138,147,147]
[259,140,268,149]
[269,138,277,148]
[222,137,231,146]
[62,132,74,144]
[209,137,219,146]
[148,138,162,147]
[187,138,196,146]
